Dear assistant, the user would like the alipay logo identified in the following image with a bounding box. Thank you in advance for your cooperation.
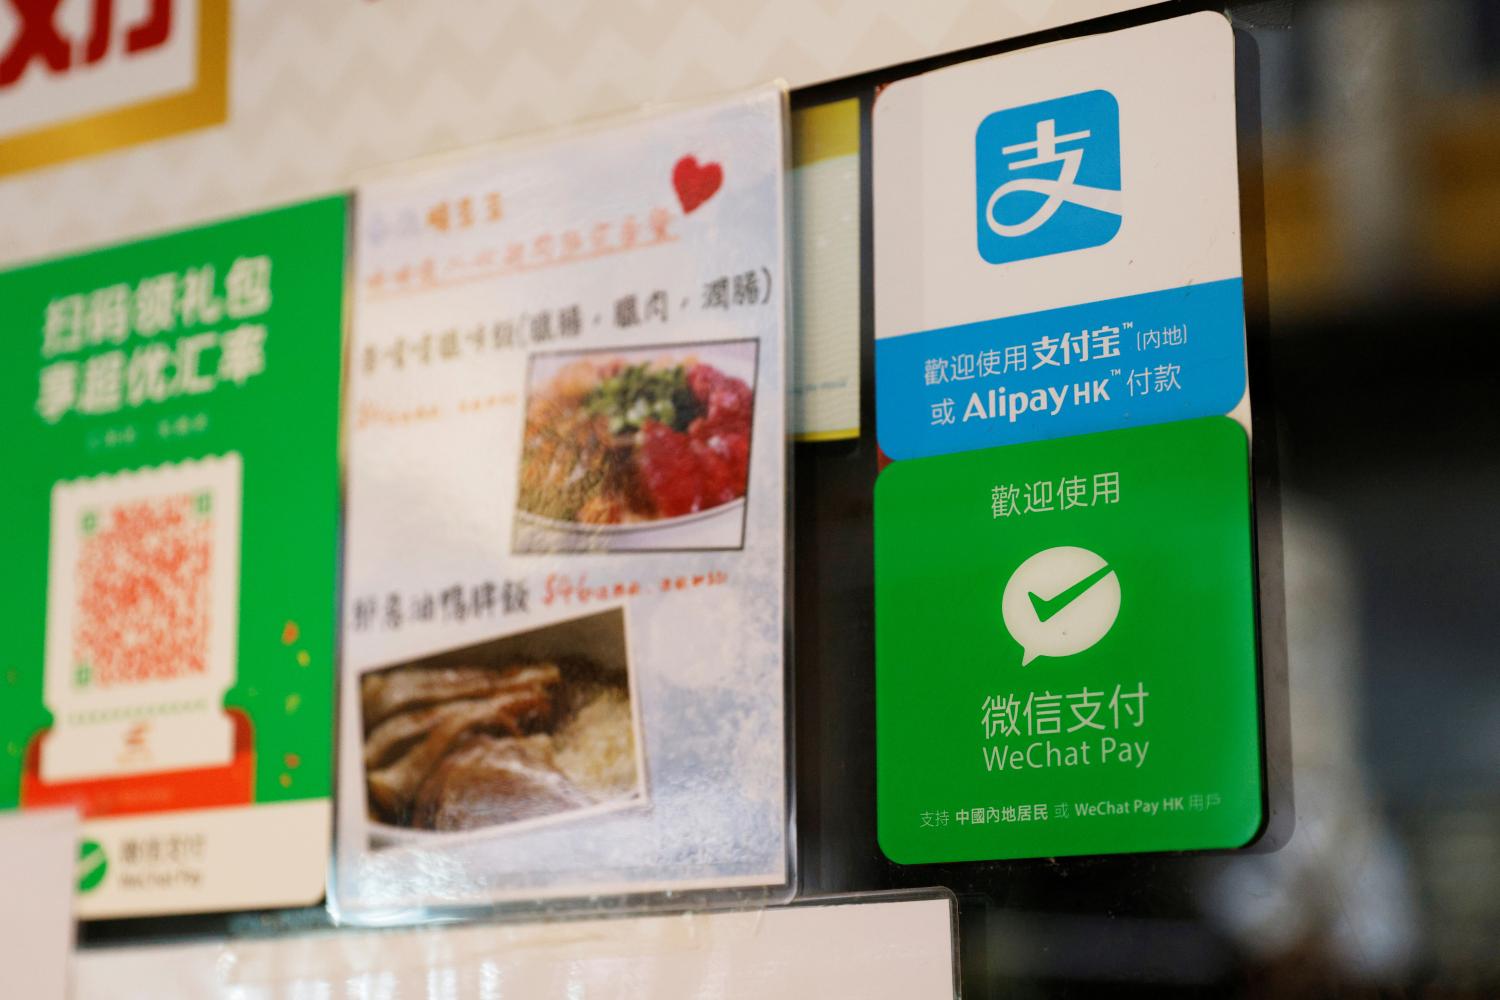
[975,89,1122,264]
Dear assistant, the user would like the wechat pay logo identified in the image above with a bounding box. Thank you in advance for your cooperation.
[77,839,108,893]
[975,89,1122,264]
[1002,546,1120,665]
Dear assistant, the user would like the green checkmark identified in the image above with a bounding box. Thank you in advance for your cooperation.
[1029,563,1115,622]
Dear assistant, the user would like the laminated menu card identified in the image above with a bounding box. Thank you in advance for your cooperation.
[0,197,347,917]
[334,87,791,915]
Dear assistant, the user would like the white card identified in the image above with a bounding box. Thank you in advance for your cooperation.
[74,894,957,999]
[0,809,77,1000]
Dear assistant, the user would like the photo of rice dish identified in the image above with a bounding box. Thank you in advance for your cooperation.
[361,612,643,835]
[518,347,755,526]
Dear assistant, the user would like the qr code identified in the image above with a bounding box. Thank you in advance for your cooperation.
[46,454,242,697]
[74,492,214,687]
[42,455,242,783]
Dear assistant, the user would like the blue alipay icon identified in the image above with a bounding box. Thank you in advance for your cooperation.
[975,89,1122,265]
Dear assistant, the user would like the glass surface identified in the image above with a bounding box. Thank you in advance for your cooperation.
[77,1,1500,995]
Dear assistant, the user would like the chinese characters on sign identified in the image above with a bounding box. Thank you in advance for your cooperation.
[36,259,273,423]
[357,272,771,378]
[1126,363,1181,397]
[349,570,734,631]
[990,471,1119,518]
[363,205,679,294]
[917,791,1224,829]
[923,325,1122,385]
[0,0,174,89]
[885,281,1242,456]
[982,684,1148,738]
[921,317,1191,431]
[349,579,531,633]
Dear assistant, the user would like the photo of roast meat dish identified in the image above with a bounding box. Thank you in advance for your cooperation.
[361,616,642,835]
[518,347,755,526]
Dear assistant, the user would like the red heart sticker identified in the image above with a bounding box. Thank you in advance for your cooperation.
[672,155,723,214]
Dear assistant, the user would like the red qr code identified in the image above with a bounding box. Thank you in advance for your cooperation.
[74,492,214,687]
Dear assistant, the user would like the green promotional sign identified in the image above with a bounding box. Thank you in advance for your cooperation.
[875,417,1262,863]
[0,197,346,915]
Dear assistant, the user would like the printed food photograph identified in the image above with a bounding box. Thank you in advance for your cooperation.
[515,339,758,552]
[362,608,644,841]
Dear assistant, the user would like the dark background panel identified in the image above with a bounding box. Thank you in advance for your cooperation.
[790,1,1500,996]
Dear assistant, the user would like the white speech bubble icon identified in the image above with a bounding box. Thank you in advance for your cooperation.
[1002,545,1120,665]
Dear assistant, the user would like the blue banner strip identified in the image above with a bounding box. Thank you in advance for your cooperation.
[875,278,1247,460]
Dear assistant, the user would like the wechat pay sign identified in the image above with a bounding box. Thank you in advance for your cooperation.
[876,415,1263,863]
[1001,546,1119,665]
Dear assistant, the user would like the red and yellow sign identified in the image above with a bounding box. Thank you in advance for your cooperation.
[0,0,227,177]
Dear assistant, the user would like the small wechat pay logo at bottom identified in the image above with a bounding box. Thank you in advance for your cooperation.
[77,839,108,893]
[1002,546,1120,665]
[975,89,1122,264]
